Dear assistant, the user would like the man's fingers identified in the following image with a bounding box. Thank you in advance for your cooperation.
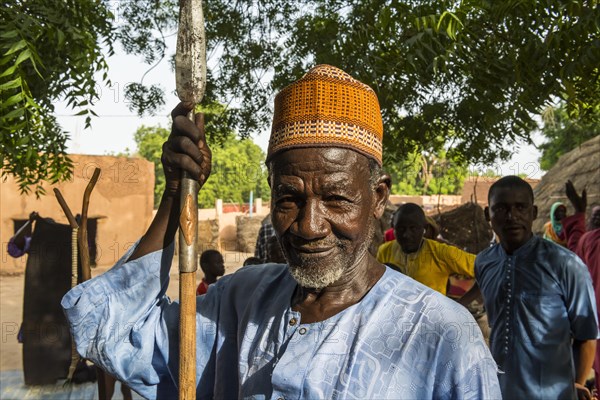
[162,147,202,178]
[171,101,195,120]
[170,136,203,163]
[172,114,202,144]
[566,180,575,195]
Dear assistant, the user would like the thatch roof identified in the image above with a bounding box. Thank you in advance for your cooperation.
[432,202,493,254]
[533,135,600,233]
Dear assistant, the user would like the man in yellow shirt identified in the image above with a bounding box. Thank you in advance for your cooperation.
[377,203,480,306]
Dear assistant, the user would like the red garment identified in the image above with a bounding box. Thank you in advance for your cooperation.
[196,279,210,296]
[563,213,600,384]
[384,228,395,242]
[563,214,600,274]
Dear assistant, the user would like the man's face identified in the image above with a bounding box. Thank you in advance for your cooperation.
[394,213,426,253]
[207,254,225,276]
[487,186,537,253]
[269,148,386,289]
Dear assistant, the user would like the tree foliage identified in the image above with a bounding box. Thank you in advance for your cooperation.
[3,0,600,194]
[122,0,600,166]
[133,112,270,209]
[538,105,600,171]
[386,146,468,196]
[1,0,114,196]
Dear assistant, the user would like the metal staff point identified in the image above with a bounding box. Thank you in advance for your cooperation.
[175,0,206,398]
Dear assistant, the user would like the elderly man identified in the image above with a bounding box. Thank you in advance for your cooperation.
[62,65,500,399]
[476,176,598,399]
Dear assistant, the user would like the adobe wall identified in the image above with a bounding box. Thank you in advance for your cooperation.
[1,154,154,274]
[388,194,463,210]
[461,177,540,206]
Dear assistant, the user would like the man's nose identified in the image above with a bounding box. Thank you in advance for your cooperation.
[506,206,517,220]
[294,199,329,240]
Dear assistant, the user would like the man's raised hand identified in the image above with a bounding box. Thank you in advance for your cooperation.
[162,102,212,196]
[565,180,587,214]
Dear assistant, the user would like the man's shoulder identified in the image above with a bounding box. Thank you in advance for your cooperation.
[427,238,473,259]
[535,235,580,262]
[425,238,447,250]
[377,240,397,261]
[213,263,291,296]
[226,262,289,285]
[382,268,475,324]
[474,244,501,272]
[581,228,600,243]
[524,237,593,282]
[378,240,395,252]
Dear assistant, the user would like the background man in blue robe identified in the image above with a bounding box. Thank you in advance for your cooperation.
[477,176,598,399]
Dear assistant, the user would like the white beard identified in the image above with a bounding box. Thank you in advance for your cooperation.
[287,223,375,289]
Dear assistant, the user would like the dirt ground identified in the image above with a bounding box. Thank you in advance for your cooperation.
[0,250,250,372]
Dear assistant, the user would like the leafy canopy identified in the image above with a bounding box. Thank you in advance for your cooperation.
[133,106,270,208]
[1,0,114,196]
[3,0,600,195]
[123,0,600,166]
[386,145,468,196]
[538,105,600,171]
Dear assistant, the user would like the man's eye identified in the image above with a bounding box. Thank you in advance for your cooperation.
[276,197,297,208]
[325,195,350,203]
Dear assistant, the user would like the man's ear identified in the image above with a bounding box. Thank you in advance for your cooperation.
[373,173,391,218]
[532,205,538,220]
[484,206,490,222]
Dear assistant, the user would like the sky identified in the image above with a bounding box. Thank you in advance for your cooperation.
[55,41,545,180]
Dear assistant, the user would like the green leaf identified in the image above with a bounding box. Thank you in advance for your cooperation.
[14,48,32,67]
[17,135,30,146]
[0,30,19,39]
[4,39,27,56]
[0,77,22,90]
[2,107,25,120]
[0,64,16,78]
[1,92,24,107]
[57,30,65,46]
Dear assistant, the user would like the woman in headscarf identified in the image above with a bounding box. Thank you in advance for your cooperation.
[543,201,568,246]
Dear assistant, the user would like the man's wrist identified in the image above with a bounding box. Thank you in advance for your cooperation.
[163,181,181,198]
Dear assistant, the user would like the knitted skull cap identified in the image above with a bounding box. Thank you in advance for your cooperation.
[267,64,383,166]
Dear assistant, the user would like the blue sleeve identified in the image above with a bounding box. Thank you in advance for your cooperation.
[563,254,599,341]
[61,242,221,399]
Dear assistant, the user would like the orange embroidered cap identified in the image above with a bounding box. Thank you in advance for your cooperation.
[267,65,383,166]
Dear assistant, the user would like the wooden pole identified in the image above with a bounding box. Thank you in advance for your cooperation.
[176,0,206,398]
[54,169,109,398]
[54,188,80,385]
[79,168,101,281]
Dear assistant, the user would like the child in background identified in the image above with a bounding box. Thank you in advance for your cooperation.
[197,249,225,295]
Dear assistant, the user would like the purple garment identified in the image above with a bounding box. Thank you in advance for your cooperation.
[7,235,31,258]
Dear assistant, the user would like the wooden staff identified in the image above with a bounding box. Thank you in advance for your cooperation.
[55,188,80,384]
[175,0,207,398]
[79,168,101,281]
[54,168,106,395]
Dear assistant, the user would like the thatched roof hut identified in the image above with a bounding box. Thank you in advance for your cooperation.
[433,202,493,254]
[533,135,600,233]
